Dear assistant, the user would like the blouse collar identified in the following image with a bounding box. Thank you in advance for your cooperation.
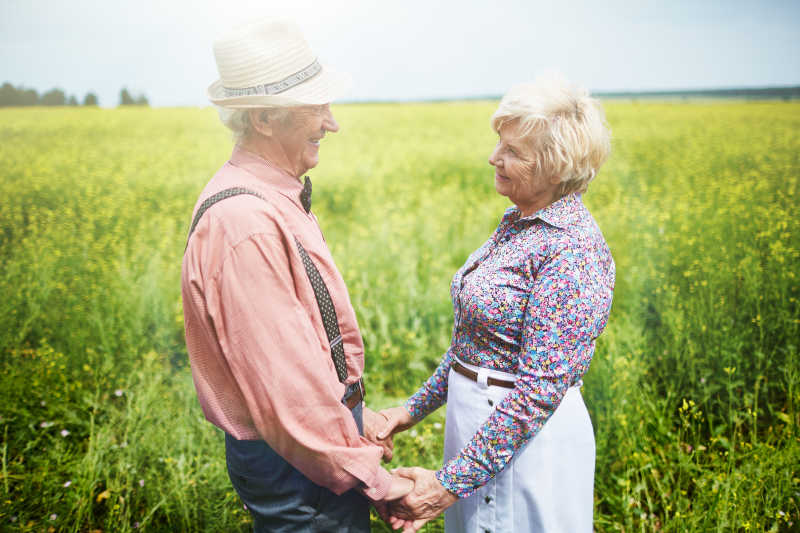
[503,192,584,230]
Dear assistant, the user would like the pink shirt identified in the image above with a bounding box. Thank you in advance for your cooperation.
[181,146,391,500]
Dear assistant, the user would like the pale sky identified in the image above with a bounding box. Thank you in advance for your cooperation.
[2,0,799,107]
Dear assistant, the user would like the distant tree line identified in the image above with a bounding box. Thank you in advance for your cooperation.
[118,88,149,106]
[0,82,150,107]
[594,86,800,101]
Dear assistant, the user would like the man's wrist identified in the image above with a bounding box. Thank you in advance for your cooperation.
[359,465,392,501]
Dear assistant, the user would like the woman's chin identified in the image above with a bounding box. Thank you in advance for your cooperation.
[494,177,512,197]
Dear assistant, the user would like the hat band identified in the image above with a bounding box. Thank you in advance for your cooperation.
[222,59,322,98]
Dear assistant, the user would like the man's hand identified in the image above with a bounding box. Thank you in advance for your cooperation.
[387,467,458,522]
[363,406,394,461]
[377,406,417,440]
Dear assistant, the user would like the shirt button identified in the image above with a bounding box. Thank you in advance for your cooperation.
[487,399,493,406]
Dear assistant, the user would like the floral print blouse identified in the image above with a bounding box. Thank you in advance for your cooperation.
[404,192,615,498]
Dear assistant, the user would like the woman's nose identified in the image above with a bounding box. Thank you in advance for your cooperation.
[489,146,500,167]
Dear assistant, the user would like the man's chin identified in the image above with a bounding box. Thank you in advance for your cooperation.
[303,156,320,173]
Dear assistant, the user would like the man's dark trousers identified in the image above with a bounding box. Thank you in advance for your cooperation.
[225,392,370,532]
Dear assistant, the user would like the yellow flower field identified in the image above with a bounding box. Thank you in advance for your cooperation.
[0,101,798,531]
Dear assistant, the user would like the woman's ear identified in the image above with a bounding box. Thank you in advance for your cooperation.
[248,109,273,137]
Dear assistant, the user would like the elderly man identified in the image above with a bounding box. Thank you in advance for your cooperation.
[181,19,412,532]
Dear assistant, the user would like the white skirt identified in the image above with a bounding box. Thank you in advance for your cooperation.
[443,358,595,533]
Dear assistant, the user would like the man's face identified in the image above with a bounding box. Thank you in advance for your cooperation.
[274,104,339,177]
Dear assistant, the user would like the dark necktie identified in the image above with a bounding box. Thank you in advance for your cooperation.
[299,176,312,213]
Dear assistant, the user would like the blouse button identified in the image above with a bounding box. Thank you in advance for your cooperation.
[487,399,493,406]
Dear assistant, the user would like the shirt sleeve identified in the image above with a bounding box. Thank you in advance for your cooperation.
[206,232,392,500]
[435,244,601,498]
[404,348,453,420]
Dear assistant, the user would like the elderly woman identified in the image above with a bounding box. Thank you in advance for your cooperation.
[380,76,615,532]
[182,19,412,533]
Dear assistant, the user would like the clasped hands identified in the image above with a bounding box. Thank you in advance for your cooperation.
[363,407,458,532]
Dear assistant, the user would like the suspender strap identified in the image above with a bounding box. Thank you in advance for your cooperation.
[186,187,266,247]
[186,187,349,383]
[293,238,348,382]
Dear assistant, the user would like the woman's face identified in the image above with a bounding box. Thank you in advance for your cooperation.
[489,121,560,217]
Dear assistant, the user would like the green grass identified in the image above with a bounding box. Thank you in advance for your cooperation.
[0,101,798,531]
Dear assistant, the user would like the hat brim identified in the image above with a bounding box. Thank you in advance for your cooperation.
[207,65,352,108]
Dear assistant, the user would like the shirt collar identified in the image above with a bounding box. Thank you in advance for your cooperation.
[229,145,306,211]
[506,192,584,230]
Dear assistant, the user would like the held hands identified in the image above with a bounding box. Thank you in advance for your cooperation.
[385,472,415,500]
[373,474,427,533]
[388,467,458,526]
[375,470,457,533]
[363,404,417,462]
[377,406,417,440]
[363,406,395,461]
[369,407,457,531]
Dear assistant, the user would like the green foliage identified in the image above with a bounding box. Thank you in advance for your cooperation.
[119,88,149,107]
[40,89,67,106]
[0,83,39,107]
[0,102,798,531]
[119,88,135,106]
[0,84,82,107]
[83,93,99,107]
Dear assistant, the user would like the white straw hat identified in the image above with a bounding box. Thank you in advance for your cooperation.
[207,18,352,108]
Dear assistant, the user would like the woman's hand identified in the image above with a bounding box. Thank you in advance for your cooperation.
[374,474,427,532]
[377,406,417,440]
[388,467,458,521]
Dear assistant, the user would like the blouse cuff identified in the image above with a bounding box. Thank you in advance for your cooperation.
[403,394,428,421]
[434,466,476,499]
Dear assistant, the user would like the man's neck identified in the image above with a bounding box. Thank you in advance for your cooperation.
[239,137,302,181]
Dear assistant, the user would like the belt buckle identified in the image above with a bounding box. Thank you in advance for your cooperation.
[342,379,365,409]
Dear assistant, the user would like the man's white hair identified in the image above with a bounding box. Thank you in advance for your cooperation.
[491,74,611,197]
[216,106,294,144]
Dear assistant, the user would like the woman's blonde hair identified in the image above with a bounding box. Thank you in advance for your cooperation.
[491,74,611,197]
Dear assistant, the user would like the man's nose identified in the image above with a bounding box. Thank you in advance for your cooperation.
[323,108,340,133]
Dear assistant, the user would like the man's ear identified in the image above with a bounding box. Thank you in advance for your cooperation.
[249,109,273,137]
